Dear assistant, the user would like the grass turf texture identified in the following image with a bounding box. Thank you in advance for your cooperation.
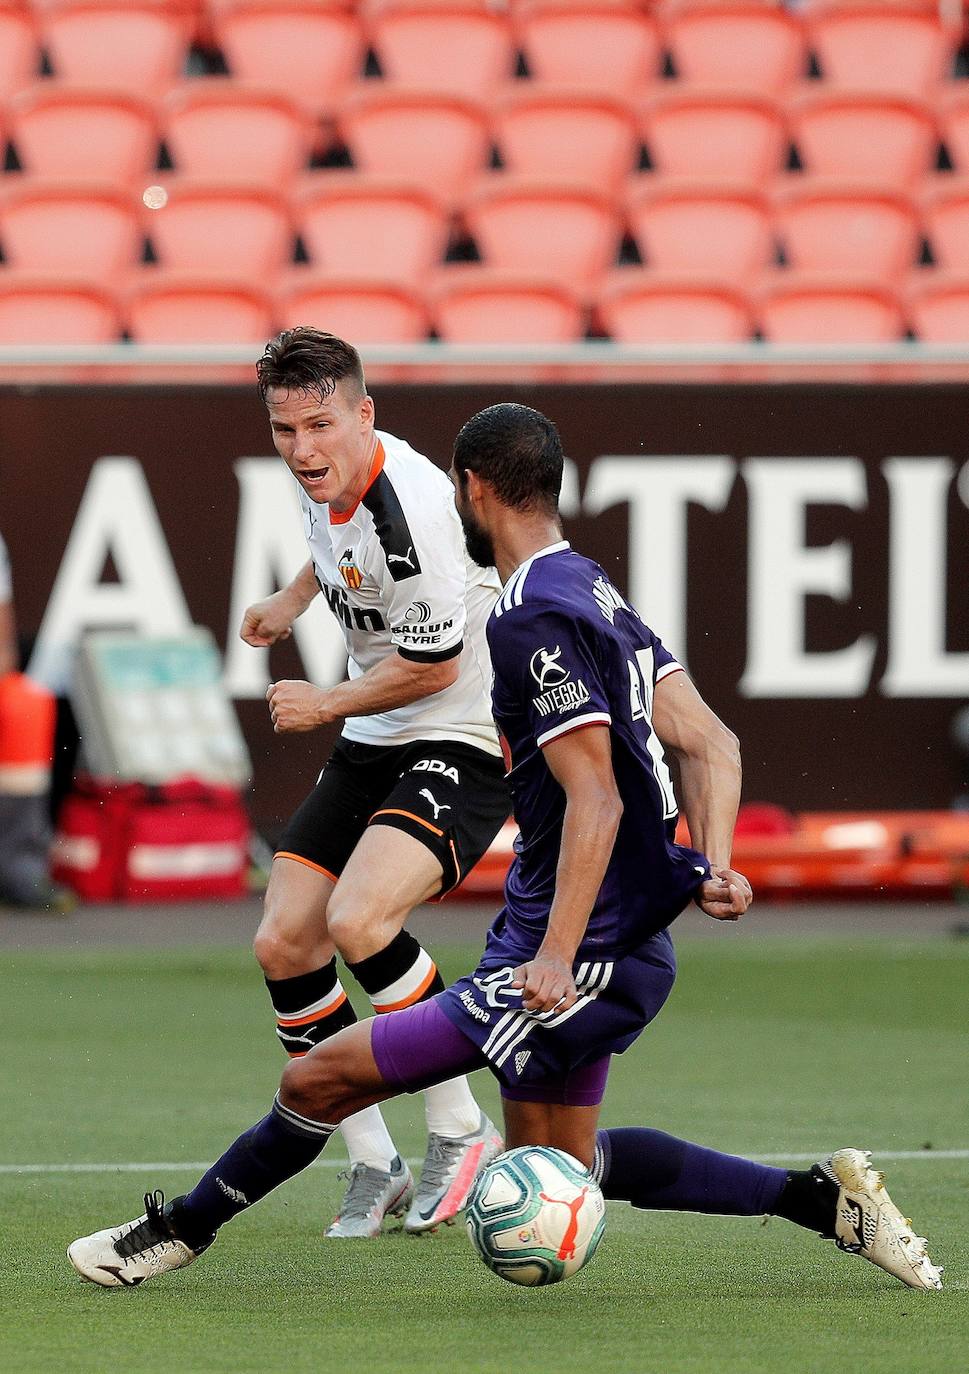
[3,933,966,1374]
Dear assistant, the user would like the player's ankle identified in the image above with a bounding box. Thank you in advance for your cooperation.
[772,1167,838,1237]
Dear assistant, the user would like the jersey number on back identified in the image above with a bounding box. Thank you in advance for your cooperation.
[627,647,678,821]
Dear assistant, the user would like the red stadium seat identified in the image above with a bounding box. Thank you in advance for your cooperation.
[162,82,316,185]
[338,87,491,202]
[368,2,515,96]
[494,87,640,191]
[806,1,959,97]
[432,268,585,343]
[279,274,429,343]
[758,274,904,342]
[464,177,622,285]
[790,91,937,186]
[920,178,969,274]
[662,0,807,93]
[0,181,143,278]
[597,270,754,342]
[8,85,159,183]
[126,271,275,342]
[939,88,969,176]
[641,89,786,185]
[773,180,919,281]
[0,272,121,343]
[38,2,192,98]
[515,1,662,93]
[0,5,39,101]
[906,272,969,342]
[626,179,773,279]
[141,180,293,275]
[212,3,366,117]
[296,174,449,282]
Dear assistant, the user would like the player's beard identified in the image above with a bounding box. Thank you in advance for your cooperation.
[458,507,496,570]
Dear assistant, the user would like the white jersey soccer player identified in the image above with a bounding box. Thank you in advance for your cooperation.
[241,331,509,1238]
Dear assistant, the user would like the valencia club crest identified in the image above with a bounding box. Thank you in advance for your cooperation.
[339,548,363,590]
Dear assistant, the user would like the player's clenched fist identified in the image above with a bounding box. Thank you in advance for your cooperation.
[696,867,753,922]
[266,679,327,733]
[513,951,578,1014]
[240,592,295,647]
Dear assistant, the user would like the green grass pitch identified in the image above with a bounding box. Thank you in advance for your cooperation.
[3,931,967,1374]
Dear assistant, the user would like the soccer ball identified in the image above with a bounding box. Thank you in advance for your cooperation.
[465,1145,606,1286]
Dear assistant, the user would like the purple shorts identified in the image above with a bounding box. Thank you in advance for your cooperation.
[371,927,676,1107]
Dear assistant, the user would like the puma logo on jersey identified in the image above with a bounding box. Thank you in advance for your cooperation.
[387,546,416,569]
[419,788,451,821]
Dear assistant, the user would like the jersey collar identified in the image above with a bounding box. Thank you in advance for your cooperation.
[500,540,570,595]
[329,438,385,526]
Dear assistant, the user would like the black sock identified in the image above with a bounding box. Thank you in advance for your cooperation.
[772,1166,839,1236]
[265,959,358,1057]
[345,930,445,1012]
[176,1096,335,1248]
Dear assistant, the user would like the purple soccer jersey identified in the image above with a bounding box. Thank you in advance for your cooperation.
[483,542,710,963]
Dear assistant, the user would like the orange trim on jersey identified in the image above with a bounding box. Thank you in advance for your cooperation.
[274,852,339,883]
[329,438,385,525]
[276,992,348,1028]
[373,962,439,1013]
[370,808,444,837]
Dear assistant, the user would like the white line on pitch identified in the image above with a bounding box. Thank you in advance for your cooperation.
[1,1149,968,1176]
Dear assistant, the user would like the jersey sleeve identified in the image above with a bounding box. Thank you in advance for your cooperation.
[384,494,467,664]
[491,607,611,749]
[651,632,684,684]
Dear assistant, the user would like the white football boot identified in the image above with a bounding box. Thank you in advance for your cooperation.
[325,1155,415,1238]
[818,1148,943,1290]
[404,1112,503,1234]
[68,1191,211,1287]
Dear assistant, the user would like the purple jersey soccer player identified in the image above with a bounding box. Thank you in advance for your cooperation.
[68,404,942,1293]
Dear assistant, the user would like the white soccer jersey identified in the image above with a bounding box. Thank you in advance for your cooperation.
[298,429,502,755]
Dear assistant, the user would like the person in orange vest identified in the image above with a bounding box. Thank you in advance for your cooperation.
[0,532,70,911]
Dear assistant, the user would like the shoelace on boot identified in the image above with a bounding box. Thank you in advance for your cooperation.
[114,1190,173,1260]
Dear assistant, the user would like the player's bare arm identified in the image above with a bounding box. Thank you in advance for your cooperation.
[651,670,751,921]
[267,649,460,733]
[513,724,623,1014]
[240,560,319,647]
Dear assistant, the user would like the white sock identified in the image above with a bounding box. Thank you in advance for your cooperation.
[338,1104,398,1171]
[423,1076,483,1138]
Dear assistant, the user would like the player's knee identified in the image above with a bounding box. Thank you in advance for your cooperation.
[253,922,310,979]
[279,1043,346,1122]
[325,891,392,964]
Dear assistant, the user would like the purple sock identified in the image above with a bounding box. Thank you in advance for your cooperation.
[176,1095,334,1247]
[595,1128,787,1217]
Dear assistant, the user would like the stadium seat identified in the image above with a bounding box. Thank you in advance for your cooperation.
[641,89,786,185]
[212,2,366,117]
[126,272,275,342]
[790,91,938,186]
[38,2,192,98]
[296,174,449,282]
[773,181,919,281]
[368,1,515,96]
[662,1,807,93]
[757,274,905,342]
[596,271,754,342]
[805,1,959,97]
[464,177,622,285]
[338,87,491,202]
[0,272,121,343]
[141,180,293,275]
[920,178,969,273]
[8,85,159,183]
[494,87,640,191]
[0,5,39,102]
[432,268,586,343]
[279,273,430,343]
[514,1,662,93]
[162,83,316,185]
[0,182,143,279]
[626,179,773,279]
[938,88,969,176]
[906,272,969,342]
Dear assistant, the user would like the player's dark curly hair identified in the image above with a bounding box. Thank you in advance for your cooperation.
[256,327,366,403]
[452,403,562,514]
